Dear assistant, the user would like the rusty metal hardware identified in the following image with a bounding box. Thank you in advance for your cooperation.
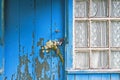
[55,29,60,33]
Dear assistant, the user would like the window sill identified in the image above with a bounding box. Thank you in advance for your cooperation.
[66,69,120,74]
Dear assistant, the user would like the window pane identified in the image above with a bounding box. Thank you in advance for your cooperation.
[111,0,120,17]
[90,21,108,47]
[90,0,108,17]
[111,51,120,68]
[74,52,89,69]
[74,0,120,70]
[111,21,120,47]
[75,21,88,47]
[90,50,109,68]
[75,0,88,17]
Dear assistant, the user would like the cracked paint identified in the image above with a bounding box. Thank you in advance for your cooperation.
[4,0,64,79]
[5,36,52,80]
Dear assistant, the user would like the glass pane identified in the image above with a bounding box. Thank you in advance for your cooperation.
[111,21,120,47]
[90,51,108,68]
[90,21,108,47]
[74,52,89,69]
[75,0,88,17]
[75,21,88,47]
[111,0,120,17]
[90,0,108,17]
[111,51,120,68]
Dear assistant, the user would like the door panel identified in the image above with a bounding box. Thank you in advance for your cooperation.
[52,0,65,80]
[34,0,52,80]
[4,0,64,80]
[5,0,23,79]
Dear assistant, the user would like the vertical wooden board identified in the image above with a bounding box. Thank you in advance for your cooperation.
[67,74,74,80]
[0,0,2,31]
[52,0,65,39]
[34,0,52,80]
[4,0,19,79]
[17,0,34,79]
[52,0,65,80]
[110,74,120,80]
[0,0,1,37]
[19,0,34,54]
[0,46,3,76]
[0,39,2,69]
[5,0,35,79]
[0,76,2,80]
[66,0,73,69]
[35,0,52,41]
[0,75,3,80]
[89,74,102,80]
[0,0,3,70]
[76,74,89,80]
[0,46,3,68]
[101,74,110,80]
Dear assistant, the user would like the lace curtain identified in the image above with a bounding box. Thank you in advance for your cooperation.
[74,0,120,69]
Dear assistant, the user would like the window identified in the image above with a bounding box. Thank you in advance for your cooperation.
[73,0,120,71]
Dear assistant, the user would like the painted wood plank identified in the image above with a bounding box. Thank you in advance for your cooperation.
[66,0,73,69]
[67,75,74,80]
[70,74,111,80]
[52,0,65,80]
[89,74,102,80]
[111,74,120,80]
[0,75,3,80]
[101,74,110,80]
[35,0,52,80]
[4,0,19,79]
[0,0,2,38]
[18,0,34,79]
[0,46,3,72]
[76,74,89,80]
[5,0,35,79]
[0,0,4,72]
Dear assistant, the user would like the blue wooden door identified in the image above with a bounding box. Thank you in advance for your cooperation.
[4,0,65,80]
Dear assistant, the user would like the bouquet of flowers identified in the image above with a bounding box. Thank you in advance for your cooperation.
[41,40,64,64]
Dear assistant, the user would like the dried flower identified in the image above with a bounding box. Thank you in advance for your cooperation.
[46,50,49,53]
[41,40,64,65]
[46,40,53,48]
[42,50,44,53]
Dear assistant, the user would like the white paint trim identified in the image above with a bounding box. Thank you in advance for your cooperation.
[67,69,120,74]
[75,18,120,21]
[73,0,75,69]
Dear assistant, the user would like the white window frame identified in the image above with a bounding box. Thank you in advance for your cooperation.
[73,0,120,73]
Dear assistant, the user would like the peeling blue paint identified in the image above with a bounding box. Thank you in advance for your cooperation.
[1,0,120,80]
[4,0,65,80]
